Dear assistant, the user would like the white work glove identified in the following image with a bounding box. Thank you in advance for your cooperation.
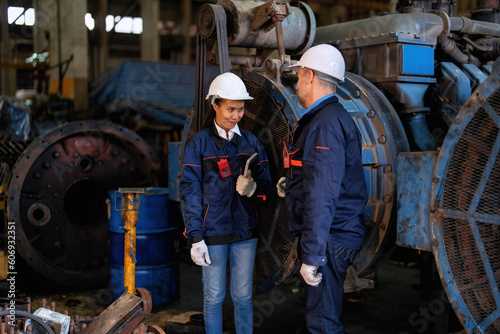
[276,177,286,198]
[300,263,322,287]
[190,240,211,267]
[236,170,257,197]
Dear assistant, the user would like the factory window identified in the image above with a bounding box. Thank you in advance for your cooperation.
[85,13,95,30]
[85,13,142,34]
[7,6,35,26]
[113,16,143,34]
[7,8,142,35]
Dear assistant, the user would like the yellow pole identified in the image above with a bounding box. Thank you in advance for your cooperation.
[121,189,143,295]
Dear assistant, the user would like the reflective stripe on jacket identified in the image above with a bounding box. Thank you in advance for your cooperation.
[285,95,367,267]
[180,125,271,245]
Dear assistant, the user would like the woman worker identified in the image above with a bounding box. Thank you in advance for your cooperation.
[180,72,272,334]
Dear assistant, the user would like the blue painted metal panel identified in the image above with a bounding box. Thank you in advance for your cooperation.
[168,141,181,202]
[439,62,471,106]
[482,64,493,75]
[362,147,376,165]
[462,63,488,85]
[396,151,438,251]
[401,44,434,76]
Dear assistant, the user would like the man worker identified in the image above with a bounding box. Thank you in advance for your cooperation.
[277,44,367,333]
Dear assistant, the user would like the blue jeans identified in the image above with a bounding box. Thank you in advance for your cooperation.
[202,238,258,334]
[304,242,357,334]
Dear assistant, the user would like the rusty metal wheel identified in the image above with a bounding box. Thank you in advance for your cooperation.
[431,65,500,333]
[7,120,164,288]
[148,325,167,334]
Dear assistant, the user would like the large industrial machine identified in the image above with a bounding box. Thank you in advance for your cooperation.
[168,0,500,333]
[2,0,498,332]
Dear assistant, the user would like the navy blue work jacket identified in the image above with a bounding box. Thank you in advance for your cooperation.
[284,95,367,267]
[180,125,271,245]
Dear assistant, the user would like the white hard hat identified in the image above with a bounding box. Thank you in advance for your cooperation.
[206,72,253,103]
[289,44,345,84]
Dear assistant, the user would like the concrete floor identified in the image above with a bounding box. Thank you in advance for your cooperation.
[155,258,463,334]
[12,255,466,334]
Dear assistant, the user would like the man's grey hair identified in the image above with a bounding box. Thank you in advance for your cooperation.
[316,71,339,86]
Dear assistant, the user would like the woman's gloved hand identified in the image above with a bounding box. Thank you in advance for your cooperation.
[276,177,286,198]
[236,170,257,197]
[300,263,322,287]
[191,240,211,266]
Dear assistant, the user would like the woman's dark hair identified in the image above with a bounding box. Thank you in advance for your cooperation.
[201,98,225,129]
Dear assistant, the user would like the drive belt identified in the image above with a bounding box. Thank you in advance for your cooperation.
[195,4,231,131]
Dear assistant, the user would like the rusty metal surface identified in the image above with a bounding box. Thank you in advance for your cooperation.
[123,192,140,296]
[0,310,56,334]
[396,152,438,251]
[0,297,94,334]
[1,294,157,334]
[7,121,163,288]
[431,65,500,333]
[147,325,166,334]
[80,291,146,334]
[137,288,153,315]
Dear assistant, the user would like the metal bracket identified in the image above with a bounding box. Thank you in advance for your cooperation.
[265,55,292,86]
[250,1,291,31]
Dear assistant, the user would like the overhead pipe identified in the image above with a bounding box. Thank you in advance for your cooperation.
[314,13,444,48]
[450,16,500,36]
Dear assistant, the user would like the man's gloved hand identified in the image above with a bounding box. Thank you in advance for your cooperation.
[276,177,286,198]
[191,240,211,267]
[236,170,257,197]
[300,263,322,287]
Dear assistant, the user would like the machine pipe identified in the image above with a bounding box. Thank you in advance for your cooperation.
[403,113,437,151]
[440,36,482,66]
[314,13,443,46]
[476,37,500,59]
[228,54,267,67]
[378,82,437,151]
[450,16,500,37]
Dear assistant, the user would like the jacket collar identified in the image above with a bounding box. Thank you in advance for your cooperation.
[298,95,339,126]
[293,95,339,143]
[210,124,240,150]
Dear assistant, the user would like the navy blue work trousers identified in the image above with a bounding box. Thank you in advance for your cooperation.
[304,242,357,334]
